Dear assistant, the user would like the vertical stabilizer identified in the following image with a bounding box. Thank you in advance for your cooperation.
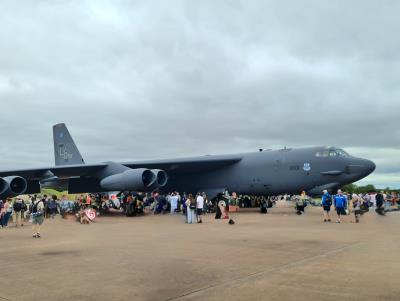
[53,123,85,166]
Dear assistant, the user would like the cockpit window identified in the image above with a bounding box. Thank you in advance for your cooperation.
[316,148,349,158]
[316,150,330,157]
[336,149,349,157]
[329,150,337,157]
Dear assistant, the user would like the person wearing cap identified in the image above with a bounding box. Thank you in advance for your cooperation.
[321,190,332,222]
[334,189,347,223]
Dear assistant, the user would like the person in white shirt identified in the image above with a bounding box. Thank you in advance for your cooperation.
[196,193,204,223]
[170,193,178,214]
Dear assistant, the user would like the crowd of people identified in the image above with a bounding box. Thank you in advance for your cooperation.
[0,194,100,236]
[291,189,400,223]
[0,195,53,237]
[1,188,399,237]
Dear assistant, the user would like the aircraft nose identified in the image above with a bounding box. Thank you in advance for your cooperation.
[346,159,376,176]
[365,159,376,175]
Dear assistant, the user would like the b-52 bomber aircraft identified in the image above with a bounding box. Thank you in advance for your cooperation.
[0,123,375,200]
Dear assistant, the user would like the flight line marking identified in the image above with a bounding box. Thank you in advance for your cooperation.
[164,242,363,301]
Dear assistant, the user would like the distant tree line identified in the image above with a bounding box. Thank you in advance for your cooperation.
[341,183,400,194]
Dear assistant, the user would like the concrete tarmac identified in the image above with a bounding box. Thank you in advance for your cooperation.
[1,207,399,301]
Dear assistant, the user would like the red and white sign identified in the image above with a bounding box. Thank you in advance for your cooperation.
[85,209,96,221]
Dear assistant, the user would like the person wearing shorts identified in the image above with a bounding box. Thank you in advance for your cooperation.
[196,193,204,223]
[31,197,45,238]
[351,193,363,223]
[334,190,347,223]
[321,190,332,222]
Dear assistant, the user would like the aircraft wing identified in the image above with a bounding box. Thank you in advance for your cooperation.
[122,155,243,174]
[0,155,242,180]
[0,163,108,180]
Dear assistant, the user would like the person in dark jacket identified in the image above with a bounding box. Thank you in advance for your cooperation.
[48,195,58,218]
[321,190,332,222]
[334,189,347,223]
[375,191,385,215]
[260,198,268,214]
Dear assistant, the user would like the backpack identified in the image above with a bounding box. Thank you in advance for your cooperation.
[324,196,332,206]
[13,201,23,212]
[189,198,197,209]
[31,200,43,214]
[48,200,57,209]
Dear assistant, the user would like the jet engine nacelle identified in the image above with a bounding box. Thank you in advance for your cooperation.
[151,169,168,187]
[100,168,163,192]
[0,176,28,199]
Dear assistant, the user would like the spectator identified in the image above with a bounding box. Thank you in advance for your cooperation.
[185,194,196,224]
[48,195,58,218]
[218,198,229,219]
[385,192,393,212]
[176,192,182,212]
[203,194,209,214]
[60,197,74,217]
[295,191,307,215]
[86,194,92,206]
[362,193,372,208]
[41,195,50,218]
[20,198,27,226]
[321,190,332,222]
[170,192,178,214]
[31,197,45,238]
[0,200,4,228]
[77,206,90,224]
[181,193,187,216]
[351,193,362,223]
[392,192,399,209]
[260,198,268,214]
[375,191,385,215]
[215,199,222,219]
[196,193,204,223]
[1,198,12,228]
[334,189,347,223]
[13,197,25,227]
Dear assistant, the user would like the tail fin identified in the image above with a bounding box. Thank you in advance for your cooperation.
[53,123,85,166]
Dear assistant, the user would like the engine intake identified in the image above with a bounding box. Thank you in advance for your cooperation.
[152,169,168,187]
[0,176,28,198]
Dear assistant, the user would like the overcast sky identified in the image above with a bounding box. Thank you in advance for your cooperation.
[0,0,399,188]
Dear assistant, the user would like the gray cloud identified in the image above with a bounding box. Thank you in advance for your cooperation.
[0,0,399,188]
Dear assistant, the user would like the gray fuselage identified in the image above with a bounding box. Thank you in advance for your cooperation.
[163,147,375,196]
